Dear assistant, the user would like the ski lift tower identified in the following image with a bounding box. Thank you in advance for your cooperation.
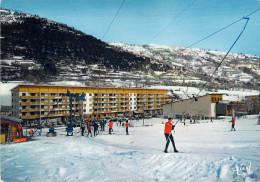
[66,90,86,136]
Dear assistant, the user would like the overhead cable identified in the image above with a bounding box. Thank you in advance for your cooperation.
[187,8,259,48]
[102,0,126,40]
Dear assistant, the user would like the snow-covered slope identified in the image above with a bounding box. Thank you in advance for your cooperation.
[109,43,260,89]
[1,116,260,181]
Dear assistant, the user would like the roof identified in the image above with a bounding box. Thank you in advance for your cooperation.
[171,93,223,104]
[0,115,21,124]
[11,84,168,92]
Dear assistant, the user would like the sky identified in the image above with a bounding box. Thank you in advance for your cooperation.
[1,0,260,56]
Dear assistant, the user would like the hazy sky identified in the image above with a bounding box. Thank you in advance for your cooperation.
[2,0,260,56]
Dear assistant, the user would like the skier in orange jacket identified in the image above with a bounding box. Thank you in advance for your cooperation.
[29,129,34,137]
[125,120,129,135]
[109,120,113,135]
[164,118,178,153]
[230,117,236,131]
[87,121,92,137]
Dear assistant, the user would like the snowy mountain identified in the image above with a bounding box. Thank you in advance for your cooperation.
[1,8,259,90]
[109,43,260,90]
[1,9,165,83]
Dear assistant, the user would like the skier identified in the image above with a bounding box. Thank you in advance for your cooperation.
[29,129,34,137]
[93,122,99,136]
[164,118,178,153]
[87,121,92,137]
[109,120,113,135]
[230,117,236,131]
[100,120,104,131]
[103,119,107,131]
[80,121,86,136]
[125,120,129,135]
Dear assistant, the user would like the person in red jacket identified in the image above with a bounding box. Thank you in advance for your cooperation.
[230,117,236,131]
[87,121,92,137]
[125,120,129,135]
[164,118,178,153]
[29,129,34,137]
[109,120,113,135]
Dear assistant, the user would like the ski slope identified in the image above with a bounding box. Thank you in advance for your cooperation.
[1,116,260,182]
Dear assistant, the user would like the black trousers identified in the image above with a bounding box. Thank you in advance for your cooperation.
[126,127,129,135]
[231,124,236,131]
[81,127,85,136]
[164,133,177,151]
[109,128,112,134]
[94,129,98,136]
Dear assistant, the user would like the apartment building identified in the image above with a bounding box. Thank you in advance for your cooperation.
[11,85,168,122]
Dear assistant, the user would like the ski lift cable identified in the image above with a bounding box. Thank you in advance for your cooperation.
[151,0,196,42]
[102,0,126,40]
[33,95,65,135]
[174,17,250,126]
[187,8,260,48]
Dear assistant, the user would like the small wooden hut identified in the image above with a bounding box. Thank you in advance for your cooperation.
[1,115,25,143]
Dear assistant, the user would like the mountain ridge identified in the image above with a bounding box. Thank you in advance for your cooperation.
[1,8,259,90]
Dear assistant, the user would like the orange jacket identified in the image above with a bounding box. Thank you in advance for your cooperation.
[164,121,173,134]
[125,123,129,128]
[29,129,34,136]
[109,121,113,129]
[231,119,235,124]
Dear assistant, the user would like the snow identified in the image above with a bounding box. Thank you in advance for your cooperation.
[1,116,260,181]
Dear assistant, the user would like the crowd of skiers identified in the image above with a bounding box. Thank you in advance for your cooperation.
[79,118,129,137]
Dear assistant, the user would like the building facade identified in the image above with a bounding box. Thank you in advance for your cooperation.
[246,95,260,114]
[11,85,168,122]
[163,94,223,119]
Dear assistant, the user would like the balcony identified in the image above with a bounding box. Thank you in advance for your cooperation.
[21,115,40,119]
[137,100,145,102]
[21,102,40,105]
[21,96,40,99]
